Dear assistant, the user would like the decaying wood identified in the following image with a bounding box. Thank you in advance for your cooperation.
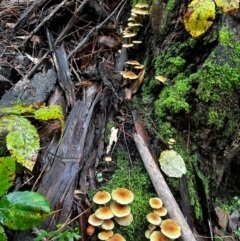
[133,133,197,241]
[11,0,49,36]
[46,29,75,108]
[38,85,100,230]
[0,68,57,108]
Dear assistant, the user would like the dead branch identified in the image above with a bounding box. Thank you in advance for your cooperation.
[133,133,197,241]
[55,0,89,44]
[22,0,69,47]
[67,0,126,59]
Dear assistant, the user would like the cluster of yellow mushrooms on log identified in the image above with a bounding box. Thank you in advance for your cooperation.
[145,197,181,240]
[87,188,134,241]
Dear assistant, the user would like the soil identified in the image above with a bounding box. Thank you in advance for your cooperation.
[1,0,240,241]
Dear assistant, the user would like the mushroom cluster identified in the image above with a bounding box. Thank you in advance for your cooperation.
[145,197,181,240]
[87,188,134,240]
[120,3,149,97]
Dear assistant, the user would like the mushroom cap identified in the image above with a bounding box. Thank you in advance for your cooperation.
[134,64,145,69]
[145,229,153,239]
[154,206,168,216]
[86,225,95,236]
[88,213,103,226]
[95,206,114,220]
[148,224,156,231]
[122,43,134,48]
[111,188,134,204]
[150,231,171,241]
[107,233,126,241]
[101,219,115,230]
[93,191,111,204]
[160,219,181,239]
[128,22,143,27]
[123,32,137,38]
[146,212,162,225]
[131,7,149,15]
[132,40,142,44]
[135,2,149,8]
[110,201,131,217]
[120,71,138,80]
[98,230,114,240]
[149,197,163,209]
[125,60,140,65]
[155,75,167,83]
[114,213,133,226]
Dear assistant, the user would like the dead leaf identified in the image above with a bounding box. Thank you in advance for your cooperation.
[129,68,145,94]
[184,0,215,37]
[215,0,239,15]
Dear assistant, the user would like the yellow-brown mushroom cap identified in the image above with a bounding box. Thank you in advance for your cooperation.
[150,231,171,241]
[88,213,103,226]
[125,60,140,65]
[93,191,111,204]
[131,7,149,15]
[120,71,138,80]
[111,188,134,204]
[154,206,168,216]
[95,206,114,220]
[148,223,156,231]
[160,219,181,239]
[98,230,114,240]
[149,197,163,209]
[107,233,126,241]
[101,219,115,230]
[110,201,131,217]
[135,2,149,8]
[146,212,162,225]
[145,230,153,239]
[114,213,133,226]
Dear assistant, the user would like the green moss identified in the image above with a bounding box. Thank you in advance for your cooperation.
[155,55,186,77]
[166,0,176,15]
[218,24,234,47]
[155,74,191,117]
[89,151,156,241]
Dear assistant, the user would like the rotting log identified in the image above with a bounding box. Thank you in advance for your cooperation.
[37,85,100,230]
[133,133,197,241]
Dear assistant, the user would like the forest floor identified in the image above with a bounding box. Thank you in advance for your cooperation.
[1,0,240,241]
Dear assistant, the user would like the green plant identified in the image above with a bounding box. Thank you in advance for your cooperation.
[34,223,80,241]
[0,157,51,241]
[0,102,64,170]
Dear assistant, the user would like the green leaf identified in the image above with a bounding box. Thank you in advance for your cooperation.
[0,156,16,197]
[0,191,50,230]
[0,225,7,241]
[159,150,186,178]
[184,0,215,37]
[34,105,64,139]
[0,115,40,171]
[215,0,239,15]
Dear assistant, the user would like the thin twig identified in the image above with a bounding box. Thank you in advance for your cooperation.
[22,0,69,46]
[67,0,126,59]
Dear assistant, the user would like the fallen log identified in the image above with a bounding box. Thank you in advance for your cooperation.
[133,133,197,241]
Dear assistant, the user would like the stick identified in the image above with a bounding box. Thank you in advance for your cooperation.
[67,0,126,59]
[133,133,197,241]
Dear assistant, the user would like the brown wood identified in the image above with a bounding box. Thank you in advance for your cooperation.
[133,133,197,241]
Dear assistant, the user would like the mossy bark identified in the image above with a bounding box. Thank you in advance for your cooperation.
[138,0,240,203]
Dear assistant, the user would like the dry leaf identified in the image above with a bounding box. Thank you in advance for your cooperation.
[129,68,145,94]
[184,0,215,37]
